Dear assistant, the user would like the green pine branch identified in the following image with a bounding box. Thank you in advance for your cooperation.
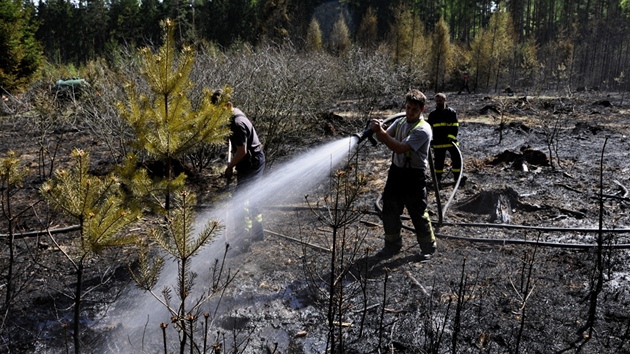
[117,19,231,162]
[40,148,141,354]
[116,19,232,210]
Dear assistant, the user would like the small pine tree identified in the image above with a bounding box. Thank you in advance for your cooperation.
[306,18,323,52]
[117,19,232,210]
[329,14,351,56]
[40,148,141,354]
[130,190,227,353]
[0,151,27,311]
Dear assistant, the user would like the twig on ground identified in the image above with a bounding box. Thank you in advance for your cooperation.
[557,183,582,193]
[403,270,430,296]
[264,229,331,252]
[613,180,628,198]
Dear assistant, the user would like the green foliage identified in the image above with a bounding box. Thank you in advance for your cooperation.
[329,14,351,55]
[429,17,454,92]
[40,148,140,354]
[117,19,231,208]
[0,0,44,92]
[0,151,26,189]
[115,153,182,214]
[306,18,323,52]
[357,6,378,49]
[118,19,231,163]
[40,148,141,254]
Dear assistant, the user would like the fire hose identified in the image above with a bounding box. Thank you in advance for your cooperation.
[371,194,630,249]
[351,114,630,249]
[439,140,464,222]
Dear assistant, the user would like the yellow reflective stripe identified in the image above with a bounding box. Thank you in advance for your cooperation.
[432,122,459,127]
[395,118,424,158]
[433,144,452,149]
[447,134,457,141]
[451,168,461,172]
[435,169,445,173]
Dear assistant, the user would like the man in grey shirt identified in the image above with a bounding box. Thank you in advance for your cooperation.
[369,89,436,260]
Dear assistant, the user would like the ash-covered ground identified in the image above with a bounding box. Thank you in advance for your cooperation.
[2,91,630,353]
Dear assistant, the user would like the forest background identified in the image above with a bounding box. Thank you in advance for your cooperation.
[2,0,630,95]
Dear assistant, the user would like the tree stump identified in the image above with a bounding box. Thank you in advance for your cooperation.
[455,187,540,223]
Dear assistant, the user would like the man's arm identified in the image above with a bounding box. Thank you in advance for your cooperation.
[370,119,411,154]
[225,144,247,179]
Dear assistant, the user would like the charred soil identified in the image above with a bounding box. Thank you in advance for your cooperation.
[2,91,630,353]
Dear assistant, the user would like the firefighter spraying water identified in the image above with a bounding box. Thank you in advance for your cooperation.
[352,90,465,259]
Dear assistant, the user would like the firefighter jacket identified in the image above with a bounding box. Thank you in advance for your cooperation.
[427,106,458,148]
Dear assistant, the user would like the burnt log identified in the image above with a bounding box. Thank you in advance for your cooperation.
[490,147,549,167]
[593,100,612,107]
[481,104,501,114]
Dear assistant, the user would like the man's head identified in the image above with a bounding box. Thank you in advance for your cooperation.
[405,89,426,121]
[435,93,447,110]
[211,89,233,109]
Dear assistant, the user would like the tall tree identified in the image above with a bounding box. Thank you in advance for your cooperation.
[87,0,109,59]
[0,0,43,92]
[388,1,425,66]
[37,0,76,63]
[108,0,141,48]
[429,16,454,92]
[329,13,351,55]
[356,6,378,50]
[138,0,162,46]
[258,0,290,44]
[470,10,516,92]
[305,18,323,52]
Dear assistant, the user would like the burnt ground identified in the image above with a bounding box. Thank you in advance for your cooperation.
[2,91,630,353]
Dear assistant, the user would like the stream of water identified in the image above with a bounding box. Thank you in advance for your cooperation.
[84,136,358,353]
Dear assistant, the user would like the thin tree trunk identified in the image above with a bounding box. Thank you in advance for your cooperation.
[73,262,84,354]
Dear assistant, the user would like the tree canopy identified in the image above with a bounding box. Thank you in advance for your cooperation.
[0,0,43,92]
[1,0,628,93]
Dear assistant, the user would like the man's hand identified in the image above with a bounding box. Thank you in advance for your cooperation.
[369,119,383,133]
[224,166,234,180]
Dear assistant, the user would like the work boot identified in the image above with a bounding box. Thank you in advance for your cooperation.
[376,240,402,258]
[418,241,437,261]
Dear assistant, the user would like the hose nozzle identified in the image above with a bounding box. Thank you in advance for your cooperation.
[353,128,377,146]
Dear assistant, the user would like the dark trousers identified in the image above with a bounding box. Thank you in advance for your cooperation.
[381,165,434,245]
[433,145,462,180]
[458,82,470,94]
[235,157,265,240]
